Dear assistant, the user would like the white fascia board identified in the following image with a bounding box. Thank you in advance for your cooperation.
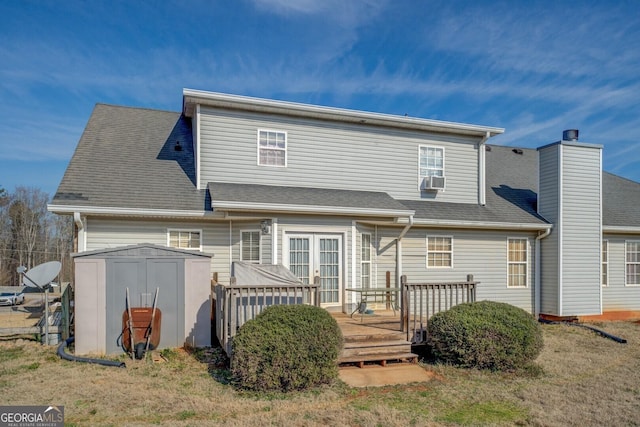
[412,218,552,231]
[603,225,640,234]
[47,204,207,218]
[212,200,414,218]
[183,89,504,138]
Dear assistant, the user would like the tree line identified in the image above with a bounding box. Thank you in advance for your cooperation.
[0,186,73,287]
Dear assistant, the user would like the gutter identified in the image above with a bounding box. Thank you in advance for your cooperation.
[396,215,414,289]
[73,212,86,252]
[478,131,490,206]
[534,227,552,317]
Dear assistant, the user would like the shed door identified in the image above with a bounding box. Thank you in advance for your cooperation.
[106,258,184,354]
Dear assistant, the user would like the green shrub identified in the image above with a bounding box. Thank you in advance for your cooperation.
[231,304,343,392]
[426,301,543,371]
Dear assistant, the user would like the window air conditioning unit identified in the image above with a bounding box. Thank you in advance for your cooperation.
[422,176,446,191]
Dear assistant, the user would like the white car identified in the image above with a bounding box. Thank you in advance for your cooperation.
[0,292,25,306]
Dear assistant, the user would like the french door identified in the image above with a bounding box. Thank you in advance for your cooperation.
[287,234,342,307]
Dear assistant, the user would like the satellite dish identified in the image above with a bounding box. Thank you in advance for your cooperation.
[19,261,61,289]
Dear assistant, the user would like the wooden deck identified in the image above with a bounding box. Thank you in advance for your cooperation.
[332,311,418,367]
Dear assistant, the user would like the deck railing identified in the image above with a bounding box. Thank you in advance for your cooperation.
[401,275,477,344]
[214,276,321,355]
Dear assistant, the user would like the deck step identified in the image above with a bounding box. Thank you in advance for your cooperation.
[343,332,406,343]
[338,352,418,367]
[340,339,413,358]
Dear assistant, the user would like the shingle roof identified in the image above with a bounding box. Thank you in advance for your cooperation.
[52,104,640,229]
[208,182,412,216]
[603,172,640,228]
[401,145,547,225]
[52,104,206,211]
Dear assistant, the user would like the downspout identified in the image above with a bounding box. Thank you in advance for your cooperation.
[535,227,552,318]
[73,212,85,252]
[478,131,490,206]
[396,215,414,287]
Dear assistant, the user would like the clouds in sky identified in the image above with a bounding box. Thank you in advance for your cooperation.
[0,0,638,193]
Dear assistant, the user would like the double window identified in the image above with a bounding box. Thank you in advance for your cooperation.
[241,231,261,263]
[626,241,640,285]
[168,229,201,251]
[507,238,528,287]
[427,236,453,268]
[258,129,287,167]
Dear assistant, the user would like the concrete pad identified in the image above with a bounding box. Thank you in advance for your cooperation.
[339,363,435,387]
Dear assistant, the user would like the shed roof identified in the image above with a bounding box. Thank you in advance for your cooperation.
[72,243,212,258]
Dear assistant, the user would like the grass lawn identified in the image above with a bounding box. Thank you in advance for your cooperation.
[1,321,639,426]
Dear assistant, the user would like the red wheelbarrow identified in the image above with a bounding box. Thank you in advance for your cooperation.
[122,288,161,359]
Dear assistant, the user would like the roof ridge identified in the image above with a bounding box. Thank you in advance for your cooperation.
[94,102,180,115]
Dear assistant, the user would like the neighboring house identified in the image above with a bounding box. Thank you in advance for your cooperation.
[49,89,640,324]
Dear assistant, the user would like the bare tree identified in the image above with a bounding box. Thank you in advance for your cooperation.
[0,187,72,286]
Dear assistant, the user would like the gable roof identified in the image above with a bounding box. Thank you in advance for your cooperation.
[49,102,640,232]
[50,104,207,215]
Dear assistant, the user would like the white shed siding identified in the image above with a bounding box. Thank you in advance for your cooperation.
[398,228,536,312]
[560,145,601,315]
[538,147,560,315]
[602,234,640,311]
[198,107,479,203]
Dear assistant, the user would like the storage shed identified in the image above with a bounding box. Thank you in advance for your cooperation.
[72,244,212,355]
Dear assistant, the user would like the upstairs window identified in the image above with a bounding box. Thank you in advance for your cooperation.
[419,146,445,178]
[258,129,287,167]
[427,236,453,268]
[168,229,201,251]
[241,230,261,263]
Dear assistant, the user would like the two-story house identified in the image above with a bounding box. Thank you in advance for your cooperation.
[49,89,640,354]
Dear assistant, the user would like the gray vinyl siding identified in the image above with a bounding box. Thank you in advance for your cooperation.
[198,107,479,203]
[232,222,272,264]
[398,228,536,313]
[538,147,560,315]
[602,234,640,311]
[559,144,601,315]
[86,218,230,284]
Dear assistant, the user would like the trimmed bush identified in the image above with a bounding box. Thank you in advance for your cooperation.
[231,304,343,392]
[426,301,543,371]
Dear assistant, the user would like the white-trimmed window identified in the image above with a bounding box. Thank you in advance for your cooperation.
[241,230,261,263]
[419,145,445,178]
[168,229,202,251]
[625,241,640,286]
[427,236,453,268]
[361,233,372,288]
[602,240,608,286]
[258,129,287,167]
[508,238,528,287]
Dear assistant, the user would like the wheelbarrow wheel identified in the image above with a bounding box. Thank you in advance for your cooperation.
[134,342,146,360]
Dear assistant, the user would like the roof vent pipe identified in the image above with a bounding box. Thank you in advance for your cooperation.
[562,129,579,141]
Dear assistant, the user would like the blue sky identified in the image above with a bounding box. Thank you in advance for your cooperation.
[1,0,639,196]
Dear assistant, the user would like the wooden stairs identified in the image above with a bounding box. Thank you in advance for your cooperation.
[332,312,418,368]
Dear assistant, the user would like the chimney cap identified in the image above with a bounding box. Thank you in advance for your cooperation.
[563,129,579,141]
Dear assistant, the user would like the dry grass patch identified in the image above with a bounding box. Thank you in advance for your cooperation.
[0,321,638,426]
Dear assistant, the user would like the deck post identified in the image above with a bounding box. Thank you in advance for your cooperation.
[313,276,321,306]
[401,275,408,339]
